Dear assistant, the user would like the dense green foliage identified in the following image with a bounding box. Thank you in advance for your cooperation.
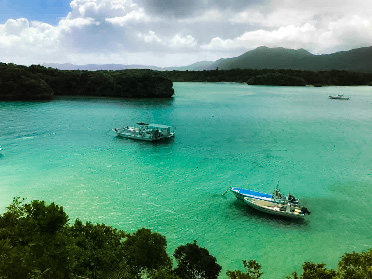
[0,198,220,279]
[1,198,372,279]
[226,260,263,279]
[173,240,221,279]
[0,63,174,101]
[123,228,172,276]
[0,63,54,100]
[247,73,306,86]
[68,219,126,278]
[337,249,372,279]
[286,252,372,279]
[164,69,372,86]
[294,262,336,279]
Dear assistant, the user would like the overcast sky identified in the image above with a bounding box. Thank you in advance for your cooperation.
[1,0,372,67]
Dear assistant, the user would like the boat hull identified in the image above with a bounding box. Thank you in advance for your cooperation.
[329,96,350,100]
[244,197,305,219]
[113,125,175,142]
[114,131,175,141]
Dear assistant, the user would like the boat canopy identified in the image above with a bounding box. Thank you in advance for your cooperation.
[148,124,172,129]
[231,187,272,200]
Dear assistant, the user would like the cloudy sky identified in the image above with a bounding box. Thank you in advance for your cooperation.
[1,0,372,67]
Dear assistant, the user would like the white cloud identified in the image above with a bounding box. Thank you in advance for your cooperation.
[4,18,29,36]
[0,0,372,66]
[202,14,372,55]
[170,34,197,48]
[202,24,317,51]
[105,9,147,26]
[67,0,139,20]
[141,30,161,43]
[59,17,97,30]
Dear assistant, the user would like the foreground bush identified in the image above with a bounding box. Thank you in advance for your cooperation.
[1,198,371,279]
[0,198,221,279]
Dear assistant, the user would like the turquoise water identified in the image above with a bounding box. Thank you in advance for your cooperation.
[1,82,372,278]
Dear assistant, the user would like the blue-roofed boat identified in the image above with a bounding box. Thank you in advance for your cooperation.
[226,186,310,219]
[229,186,285,203]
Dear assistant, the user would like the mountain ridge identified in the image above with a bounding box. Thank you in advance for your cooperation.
[42,46,372,73]
[206,46,372,72]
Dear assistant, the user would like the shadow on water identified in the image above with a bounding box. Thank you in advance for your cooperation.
[113,135,175,146]
[228,199,309,228]
[114,97,175,109]
[54,96,175,108]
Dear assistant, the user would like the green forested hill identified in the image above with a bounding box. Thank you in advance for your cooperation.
[203,46,372,73]
[0,63,174,101]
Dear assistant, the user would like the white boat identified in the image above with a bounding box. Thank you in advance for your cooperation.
[113,122,175,141]
[329,94,350,100]
[226,186,310,219]
[243,197,308,219]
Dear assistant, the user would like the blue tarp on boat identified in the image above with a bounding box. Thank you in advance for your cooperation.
[230,187,272,200]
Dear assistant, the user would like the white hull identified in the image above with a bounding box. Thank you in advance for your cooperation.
[329,95,350,100]
[113,123,175,142]
[244,197,305,219]
[114,130,174,141]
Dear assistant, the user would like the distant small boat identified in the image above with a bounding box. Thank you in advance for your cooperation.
[113,122,175,141]
[329,94,350,100]
[227,186,310,219]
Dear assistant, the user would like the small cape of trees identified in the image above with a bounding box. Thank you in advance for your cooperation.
[1,198,371,279]
[164,69,372,86]
[247,73,307,86]
[0,63,174,101]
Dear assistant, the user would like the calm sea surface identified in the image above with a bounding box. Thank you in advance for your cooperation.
[1,82,372,278]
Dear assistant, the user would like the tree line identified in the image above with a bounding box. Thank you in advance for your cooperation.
[2,63,371,101]
[164,69,372,86]
[0,63,174,101]
[1,198,371,279]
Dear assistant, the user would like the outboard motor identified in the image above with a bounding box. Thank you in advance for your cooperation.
[301,207,311,215]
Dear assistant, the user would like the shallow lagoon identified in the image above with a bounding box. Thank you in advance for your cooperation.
[1,83,372,278]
